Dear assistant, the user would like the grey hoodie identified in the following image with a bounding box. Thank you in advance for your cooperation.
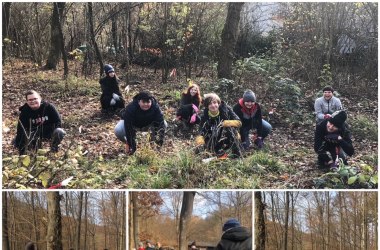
[314,96,342,123]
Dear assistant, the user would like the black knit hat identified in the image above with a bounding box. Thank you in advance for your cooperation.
[323,86,334,92]
[104,64,114,74]
[243,90,256,102]
[329,110,347,128]
[222,218,240,231]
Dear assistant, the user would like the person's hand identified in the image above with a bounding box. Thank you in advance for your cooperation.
[324,114,332,119]
[110,98,116,106]
[112,93,120,101]
[192,104,199,113]
[190,114,197,124]
[222,120,242,128]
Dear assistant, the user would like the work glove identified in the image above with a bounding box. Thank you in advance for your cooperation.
[222,120,242,128]
[255,137,264,149]
[195,135,205,146]
[112,93,120,101]
[192,104,199,113]
[325,134,339,143]
[110,98,116,106]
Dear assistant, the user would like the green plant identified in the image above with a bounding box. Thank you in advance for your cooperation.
[350,115,378,141]
[318,64,332,87]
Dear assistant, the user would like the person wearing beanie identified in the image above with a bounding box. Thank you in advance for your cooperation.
[195,93,242,158]
[99,64,125,113]
[114,91,167,155]
[314,85,342,124]
[145,240,155,250]
[176,83,202,130]
[314,110,354,169]
[233,90,272,150]
[14,90,66,154]
[215,219,252,250]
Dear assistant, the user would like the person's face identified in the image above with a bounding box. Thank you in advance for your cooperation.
[208,99,219,113]
[139,99,152,111]
[190,86,198,96]
[323,91,333,100]
[244,101,255,109]
[326,121,339,133]
[108,71,115,78]
[26,93,41,110]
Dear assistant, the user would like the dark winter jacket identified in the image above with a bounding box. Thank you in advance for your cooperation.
[180,92,201,107]
[15,101,61,147]
[99,76,124,109]
[233,98,263,136]
[215,226,252,250]
[121,95,165,147]
[314,119,354,156]
[200,101,240,139]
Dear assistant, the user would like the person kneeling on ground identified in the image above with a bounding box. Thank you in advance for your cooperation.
[176,83,202,131]
[100,64,125,113]
[233,90,272,150]
[215,218,252,250]
[314,85,342,124]
[195,93,242,158]
[14,90,66,154]
[314,110,354,169]
[114,91,167,155]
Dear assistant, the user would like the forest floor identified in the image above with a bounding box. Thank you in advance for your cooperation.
[2,59,378,189]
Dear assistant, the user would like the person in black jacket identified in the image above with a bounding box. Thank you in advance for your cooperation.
[114,91,167,155]
[314,110,354,169]
[176,83,202,129]
[195,93,242,157]
[233,90,272,150]
[100,64,125,112]
[14,90,66,154]
[215,218,252,250]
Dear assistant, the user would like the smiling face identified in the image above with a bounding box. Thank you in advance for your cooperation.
[26,93,42,110]
[138,99,152,111]
[244,101,255,109]
[189,86,198,96]
[326,121,339,132]
[323,90,333,100]
[208,99,220,114]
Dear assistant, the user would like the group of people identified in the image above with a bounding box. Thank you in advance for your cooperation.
[13,64,354,170]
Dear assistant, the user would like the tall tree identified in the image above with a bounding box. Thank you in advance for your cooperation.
[283,192,290,250]
[131,192,140,250]
[87,2,104,77]
[2,2,12,64]
[46,192,63,250]
[76,192,84,250]
[179,191,196,250]
[2,192,10,250]
[217,2,244,79]
[255,192,265,250]
[45,2,66,69]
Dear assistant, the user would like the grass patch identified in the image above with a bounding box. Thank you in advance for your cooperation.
[350,115,377,141]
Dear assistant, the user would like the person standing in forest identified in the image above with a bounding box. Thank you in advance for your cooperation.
[114,91,167,155]
[13,90,66,154]
[195,93,242,158]
[145,240,155,250]
[233,90,272,150]
[314,86,342,124]
[100,64,125,113]
[314,110,354,169]
[215,218,252,250]
[176,82,202,130]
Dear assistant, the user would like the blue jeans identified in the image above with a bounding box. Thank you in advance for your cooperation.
[240,119,272,149]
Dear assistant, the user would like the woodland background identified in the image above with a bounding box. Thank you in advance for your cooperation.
[254,191,378,250]
[2,191,126,250]
[2,2,378,189]
[129,191,252,250]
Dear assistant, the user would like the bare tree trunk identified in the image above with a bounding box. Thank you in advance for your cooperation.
[54,2,69,78]
[217,2,244,79]
[131,192,139,250]
[31,192,39,250]
[2,192,10,250]
[76,192,84,250]
[45,2,65,70]
[83,192,89,250]
[283,192,290,250]
[121,193,126,250]
[87,2,104,77]
[179,191,196,250]
[255,192,265,250]
[2,2,12,64]
[47,192,63,250]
